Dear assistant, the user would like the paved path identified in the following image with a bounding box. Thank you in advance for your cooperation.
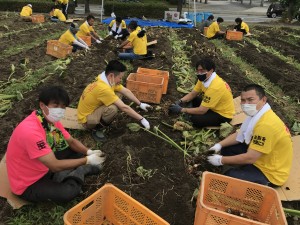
[74,0,276,23]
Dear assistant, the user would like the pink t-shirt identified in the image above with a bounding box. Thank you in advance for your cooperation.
[6,111,71,195]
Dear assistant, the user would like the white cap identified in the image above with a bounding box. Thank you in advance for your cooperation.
[28,4,32,8]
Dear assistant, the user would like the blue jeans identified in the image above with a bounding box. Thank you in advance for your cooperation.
[221,143,274,186]
[118,49,143,60]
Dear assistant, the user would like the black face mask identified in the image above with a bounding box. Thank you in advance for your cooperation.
[197,73,207,82]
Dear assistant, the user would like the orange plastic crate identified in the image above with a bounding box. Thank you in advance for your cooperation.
[226,30,243,40]
[31,14,45,23]
[46,40,72,59]
[136,67,169,94]
[78,35,92,47]
[204,27,208,37]
[64,183,169,225]
[126,73,164,104]
[194,172,287,225]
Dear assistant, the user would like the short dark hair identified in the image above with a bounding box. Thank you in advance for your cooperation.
[242,84,266,99]
[87,14,95,21]
[196,58,216,72]
[105,60,127,76]
[207,15,214,21]
[217,17,224,23]
[235,17,242,23]
[116,17,122,23]
[39,86,70,106]
[51,5,58,10]
[128,20,138,30]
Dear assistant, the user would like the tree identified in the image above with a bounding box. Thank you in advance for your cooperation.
[280,0,300,22]
[85,0,90,13]
[177,0,183,17]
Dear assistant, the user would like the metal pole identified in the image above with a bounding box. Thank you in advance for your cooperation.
[100,0,104,22]
[194,0,196,26]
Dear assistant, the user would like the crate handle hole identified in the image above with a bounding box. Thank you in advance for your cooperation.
[285,187,290,190]
[81,200,94,211]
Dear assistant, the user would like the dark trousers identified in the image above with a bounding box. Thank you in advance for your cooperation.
[208,32,225,39]
[61,3,68,19]
[19,149,84,203]
[72,44,83,52]
[221,143,274,186]
[189,97,231,128]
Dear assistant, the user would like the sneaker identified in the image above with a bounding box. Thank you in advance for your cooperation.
[92,130,107,142]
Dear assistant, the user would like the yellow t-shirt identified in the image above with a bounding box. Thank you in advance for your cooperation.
[241,21,250,34]
[77,77,123,124]
[250,110,292,186]
[20,6,32,17]
[77,21,95,37]
[127,29,147,55]
[53,9,66,21]
[59,29,76,45]
[193,74,234,119]
[109,20,126,29]
[207,21,220,38]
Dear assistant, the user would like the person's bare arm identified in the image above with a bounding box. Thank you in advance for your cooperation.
[118,87,140,106]
[39,152,86,172]
[221,148,262,165]
[66,137,89,155]
[113,99,143,121]
[182,105,209,115]
[180,90,199,103]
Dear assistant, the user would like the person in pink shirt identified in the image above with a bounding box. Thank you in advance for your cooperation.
[6,86,106,203]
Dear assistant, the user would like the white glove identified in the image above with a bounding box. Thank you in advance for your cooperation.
[87,149,104,156]
[96,39,101,44]
[139,102,152,112]
[140,118,150,129]
[109,31,113,35]
[207,154,223,166]
[99,37,104,41]
[117,34,123,38]
[85,46,90,50]
[208,143,222,154]
[114,35,118,40]
[233,29,236,31]
[86,153,106,165]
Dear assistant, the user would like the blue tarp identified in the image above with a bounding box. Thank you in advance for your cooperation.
[102,17,194,28]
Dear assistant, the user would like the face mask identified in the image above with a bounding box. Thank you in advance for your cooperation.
[197,72,207,82]
[241,104,258,117]
[109,76,116,86]
[45,106,66,123]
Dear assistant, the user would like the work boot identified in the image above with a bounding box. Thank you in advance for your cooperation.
[63,164,102,185]
[52,169,73,183]
[92,129,107,142]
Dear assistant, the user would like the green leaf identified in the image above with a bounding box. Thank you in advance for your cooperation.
[126,123,141,132]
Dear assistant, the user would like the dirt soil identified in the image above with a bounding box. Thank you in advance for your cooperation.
[0,17,299,225]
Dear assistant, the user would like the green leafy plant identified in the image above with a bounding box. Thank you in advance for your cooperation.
[136,166,157,180]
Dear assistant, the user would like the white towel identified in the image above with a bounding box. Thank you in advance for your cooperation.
[236,103,271,144]
[203,72,216,88]
[112,21,122,34]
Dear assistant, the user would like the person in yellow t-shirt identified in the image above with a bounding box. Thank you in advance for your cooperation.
[50,6,66,22]
[169,58,234,128]
[77,15,103,44]
[108,17,129,40]
[206,17,225,39]
[207,84,293,187]
[53,0,69,19]
[20,4,32,22]
[234,17,251,36]
[77,60,152,142]
[118,21,148,60]
[59,23,89,52]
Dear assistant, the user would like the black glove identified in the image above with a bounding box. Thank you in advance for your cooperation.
[169,104,182,114]
[175,99,183,106]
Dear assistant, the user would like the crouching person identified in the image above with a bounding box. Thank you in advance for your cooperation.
[6,86,106,203]
[20,4,33,22]
[59,23,89,52]
[77,60,152,142]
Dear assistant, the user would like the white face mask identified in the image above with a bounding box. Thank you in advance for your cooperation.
[241,104,258,117]
[45,106,66,123]
[109,76,116,86]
